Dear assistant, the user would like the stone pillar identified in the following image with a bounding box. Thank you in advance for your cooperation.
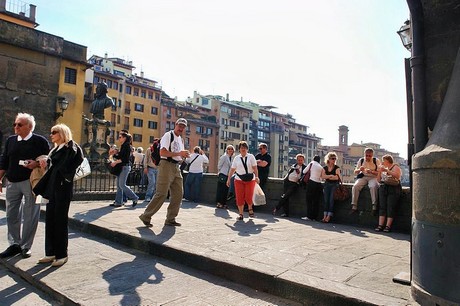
[411,47,460,305]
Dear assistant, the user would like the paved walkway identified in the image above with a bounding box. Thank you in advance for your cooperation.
[0,197,417,305]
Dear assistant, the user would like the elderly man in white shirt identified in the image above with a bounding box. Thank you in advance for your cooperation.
[183,146,209,202]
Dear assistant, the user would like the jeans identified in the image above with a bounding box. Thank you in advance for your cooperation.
[323,181,338,217]
[228,174,236,195]
[184,172,203,202]
[145,167,158,201]
[115,165,139,204]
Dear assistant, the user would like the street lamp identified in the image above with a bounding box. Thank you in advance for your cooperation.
[397,20,412,52]
[55,96,69,119]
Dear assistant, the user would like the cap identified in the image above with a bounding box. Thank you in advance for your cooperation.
[175,118,188,127]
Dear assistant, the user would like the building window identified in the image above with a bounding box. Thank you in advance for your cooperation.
[134,103,144,112]
[148,121,158,129]
[126,86,132,94]
[141,90,146,98]
[64,67,77,84]
[133,118,143,127]
[148,92,153,99]
[106,79,112,88]
[133,134,142,142]
[151,107,158,115]
[119,84,123,93]
[155,93,160,101]
[149,136,155,143]
[113,81,119,90]
[93,76,99,84]
[133,88,139,96]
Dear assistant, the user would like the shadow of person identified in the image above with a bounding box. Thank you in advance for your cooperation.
[224,219,267,237]
[102,254,164,305]
[213,207,233,220]
[71,204,115,223]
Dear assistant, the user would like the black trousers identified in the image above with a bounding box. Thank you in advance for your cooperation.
[45,183,72,259]
[275,180,298,215]
[215,179,229,205]
[306,180,323,220]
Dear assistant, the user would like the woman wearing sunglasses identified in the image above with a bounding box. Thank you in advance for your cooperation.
[33,124,83,267]
[322,152,341,223]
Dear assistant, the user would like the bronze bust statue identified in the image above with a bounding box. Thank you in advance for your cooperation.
[90,82,115,120]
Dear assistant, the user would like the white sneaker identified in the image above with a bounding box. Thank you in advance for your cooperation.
[301,216,311,221]
[51,257,68,267]
[37,255,55,263]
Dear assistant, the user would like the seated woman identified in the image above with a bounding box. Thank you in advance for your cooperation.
[375,154,402,233]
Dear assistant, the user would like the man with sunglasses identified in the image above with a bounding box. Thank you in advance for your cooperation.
[0,113,49,258]
[255,143,271,192]
[351,148,381,214]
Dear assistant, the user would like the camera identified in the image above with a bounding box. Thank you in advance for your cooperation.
[19,160,29,166]
[356,172,364,179]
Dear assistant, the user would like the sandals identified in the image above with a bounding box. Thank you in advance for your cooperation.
[216,203,224,209]
[237,214,244,221]
[375,225,391,232]
[249,209,255,218]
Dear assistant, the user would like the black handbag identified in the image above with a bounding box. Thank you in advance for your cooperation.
[237,156,254,181]
[218,173,228,183]
[106,161,122,176]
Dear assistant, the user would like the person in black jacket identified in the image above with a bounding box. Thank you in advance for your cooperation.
[273,154,306,217]
[110,132,139,207]
[33,124,83,267]
[0,113,49,259]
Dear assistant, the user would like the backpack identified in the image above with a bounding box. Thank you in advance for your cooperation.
[150,140,161,165]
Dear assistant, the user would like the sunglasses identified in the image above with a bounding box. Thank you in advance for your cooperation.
[331,157,336,160]
[13,123,23,127]
[50,131,59,135]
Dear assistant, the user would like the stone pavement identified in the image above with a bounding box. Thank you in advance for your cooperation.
[0,197,417,305]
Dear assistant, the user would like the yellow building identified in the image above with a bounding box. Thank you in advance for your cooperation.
[87,55,163,149]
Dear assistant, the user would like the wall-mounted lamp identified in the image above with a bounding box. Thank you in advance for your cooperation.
[397,20,412,52]
[55,96,69,120]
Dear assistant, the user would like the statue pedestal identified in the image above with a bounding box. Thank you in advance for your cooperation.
[81,116,111,162]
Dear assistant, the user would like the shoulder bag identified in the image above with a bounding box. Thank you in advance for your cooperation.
[333,177,350,201]
[236,156,254,181]
[74,158,91,181]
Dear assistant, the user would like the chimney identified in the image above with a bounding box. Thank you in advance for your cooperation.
[140,71,144,78]
[104,53,108,58]
[226,93,229,101]
[29,4,36,22]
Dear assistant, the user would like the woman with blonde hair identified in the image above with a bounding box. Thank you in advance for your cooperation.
[33,124,83,267]
[322,152,341,223]
[226,141,259,220]
[375,154,402,232]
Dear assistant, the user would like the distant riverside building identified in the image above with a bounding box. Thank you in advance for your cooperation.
[319,125,409,185]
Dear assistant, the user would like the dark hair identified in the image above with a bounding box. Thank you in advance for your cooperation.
[313,155,321,163]
[120,132,132,145]
[238,141,249,150]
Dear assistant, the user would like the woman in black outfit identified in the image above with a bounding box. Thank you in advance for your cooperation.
[322,152,341,223]
[110,132,139,207]
[34,124,83,267]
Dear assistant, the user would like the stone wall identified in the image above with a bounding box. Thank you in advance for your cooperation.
[198,174,412,233]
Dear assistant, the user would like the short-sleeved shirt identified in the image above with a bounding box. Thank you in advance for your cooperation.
[305,161,323,183]
[231,154,257,181]
[255,152,271,179]
[160,131,184,162]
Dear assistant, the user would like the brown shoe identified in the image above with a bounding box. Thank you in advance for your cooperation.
[164,220,181,226]
[139,215,153,227]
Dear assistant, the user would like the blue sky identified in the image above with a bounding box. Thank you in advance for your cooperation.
[27,0,410,158]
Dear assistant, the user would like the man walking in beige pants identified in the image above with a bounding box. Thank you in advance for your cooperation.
[139,118,190,227]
